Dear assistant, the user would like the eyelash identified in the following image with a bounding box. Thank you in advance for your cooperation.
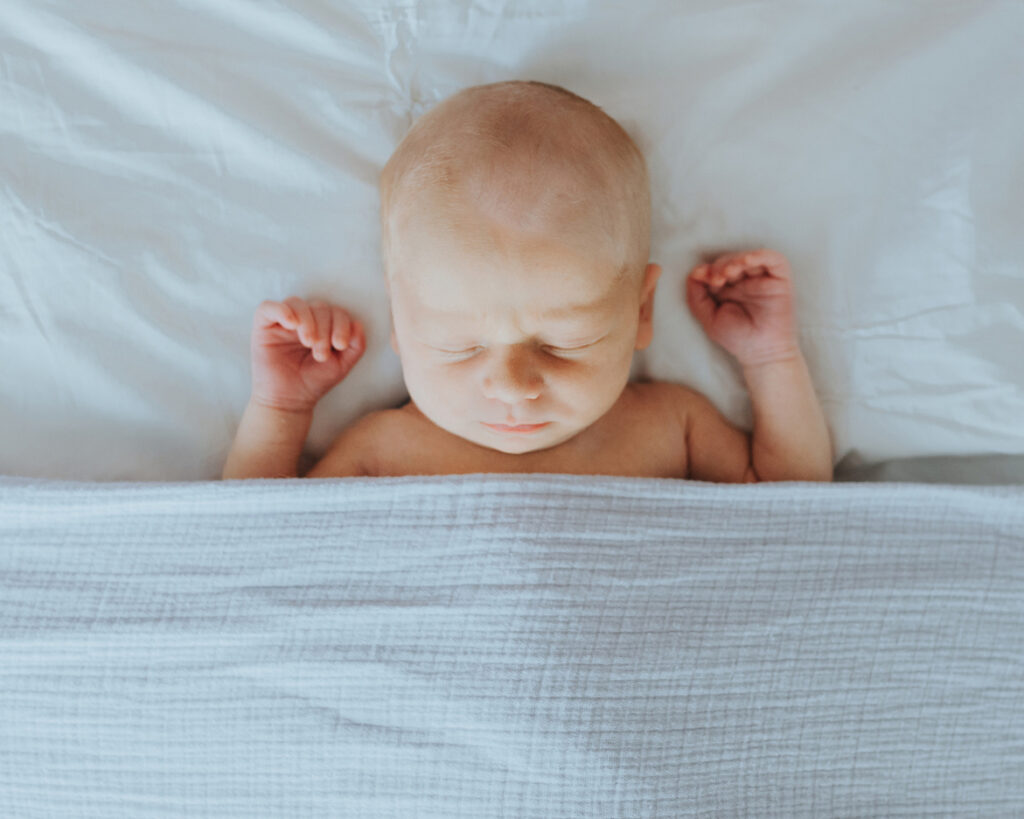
[438,344,589,359]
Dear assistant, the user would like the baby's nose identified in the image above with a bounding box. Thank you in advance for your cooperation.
[482,379,541,403]
[481,354,542,403]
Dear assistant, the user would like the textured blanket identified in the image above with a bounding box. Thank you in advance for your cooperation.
[1,473,1022,817]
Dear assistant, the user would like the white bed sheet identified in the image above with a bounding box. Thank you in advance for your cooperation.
[2,0,1023,481]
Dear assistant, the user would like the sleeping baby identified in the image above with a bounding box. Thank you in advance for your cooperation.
[222,80,833,482]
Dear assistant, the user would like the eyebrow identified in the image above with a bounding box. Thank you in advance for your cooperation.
[423,280,621,321]
[424,300,608,322]
[540,299,610,318]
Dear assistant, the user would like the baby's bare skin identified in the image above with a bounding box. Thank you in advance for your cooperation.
[224,248,832,484]
[223,82,832,484]
[308,380,691,479]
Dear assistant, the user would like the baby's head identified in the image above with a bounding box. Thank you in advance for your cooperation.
[379,80,661,454]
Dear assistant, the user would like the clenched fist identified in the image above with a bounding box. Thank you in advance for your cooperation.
[685,248,800,368]
[249,297,366,413]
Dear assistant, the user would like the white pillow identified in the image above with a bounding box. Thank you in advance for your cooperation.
[1,0,1021,480]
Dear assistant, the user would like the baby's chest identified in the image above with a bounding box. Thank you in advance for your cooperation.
[368,390,688,479]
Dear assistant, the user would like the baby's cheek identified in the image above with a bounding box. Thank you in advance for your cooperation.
[422,366,456,392]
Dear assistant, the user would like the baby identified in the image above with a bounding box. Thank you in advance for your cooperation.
[222,80,833,482]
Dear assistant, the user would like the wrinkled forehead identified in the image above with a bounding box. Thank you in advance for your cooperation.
[400,275,623,330]
[389,220,624,318]
[386,150,623,264]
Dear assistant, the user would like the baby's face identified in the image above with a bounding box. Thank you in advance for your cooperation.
[386,213,661,455]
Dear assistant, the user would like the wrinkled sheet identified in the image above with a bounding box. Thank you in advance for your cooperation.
[1,1,1023,482]
[1,472,1022,817]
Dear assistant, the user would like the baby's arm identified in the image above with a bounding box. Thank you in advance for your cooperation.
[221,298,366,480]
[741,353,832,482]
[222,401,312,479]
[680,352,832,484]
[685,248,833,482]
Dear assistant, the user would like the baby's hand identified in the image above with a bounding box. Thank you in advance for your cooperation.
[249,297,366,412]
[685,248,800,368]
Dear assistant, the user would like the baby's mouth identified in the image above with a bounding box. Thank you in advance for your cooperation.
[482,422,550,434]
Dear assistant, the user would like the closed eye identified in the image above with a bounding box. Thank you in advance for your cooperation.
[436,342,594,358]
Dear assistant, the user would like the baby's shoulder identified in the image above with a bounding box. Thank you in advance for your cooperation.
[628,378,702,425]
[304,407,397,479]
[350,402,430,468]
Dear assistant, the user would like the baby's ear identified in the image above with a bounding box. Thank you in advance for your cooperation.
[635,263,662,350]
[640,262,661,305]
[385,298,399,354]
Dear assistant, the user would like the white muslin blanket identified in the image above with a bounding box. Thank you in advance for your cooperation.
[1,473,1022,817]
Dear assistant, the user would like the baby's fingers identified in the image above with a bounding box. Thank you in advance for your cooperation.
[329,307,353,351]
[283,297,317,346]
[339,319,366,358]
[306,301,338,362]
[685,275,718,329]
[689,262,712,283]
[707,255,751,289]
[736,248,792,280]
[254,300,298,331]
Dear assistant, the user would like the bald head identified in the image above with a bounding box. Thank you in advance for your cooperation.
[379,80,651,292]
